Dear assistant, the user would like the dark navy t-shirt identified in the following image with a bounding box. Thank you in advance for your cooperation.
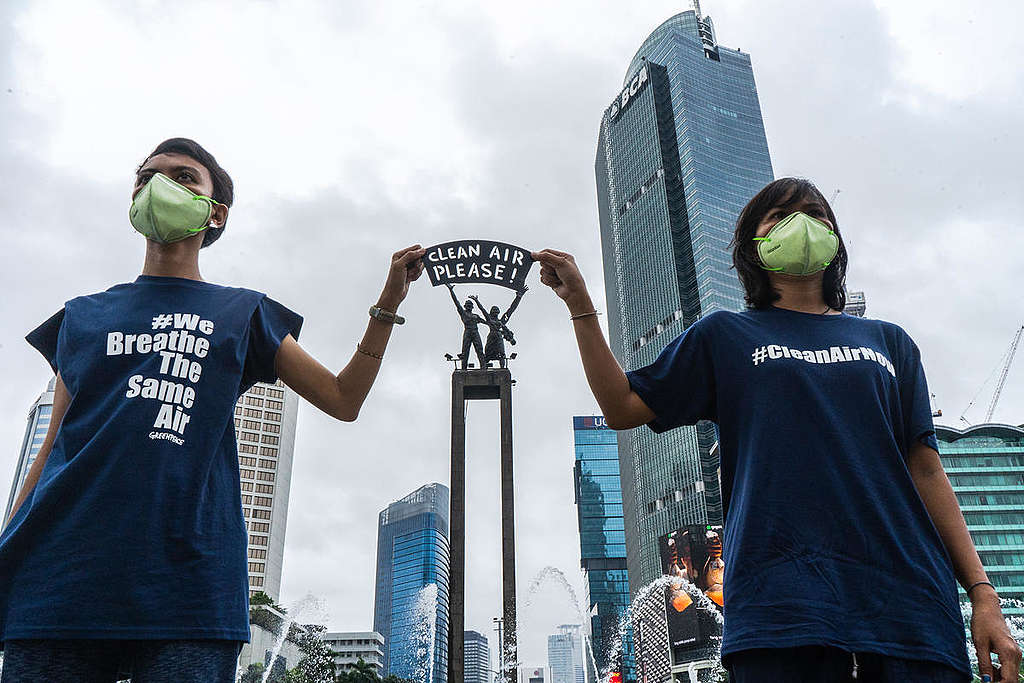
[0,275,302,641]
[627,307,969,675]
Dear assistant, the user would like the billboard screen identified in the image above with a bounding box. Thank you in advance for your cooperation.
[658,525,725,660]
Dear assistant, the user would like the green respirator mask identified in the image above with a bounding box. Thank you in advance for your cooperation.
[753,211,839,276]
[129,173,221,244]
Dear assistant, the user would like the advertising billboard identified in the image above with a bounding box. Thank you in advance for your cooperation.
[658,525,725,660]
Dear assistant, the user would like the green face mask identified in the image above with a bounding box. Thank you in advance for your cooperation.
[129,172,220,244]
[753,211,839,276]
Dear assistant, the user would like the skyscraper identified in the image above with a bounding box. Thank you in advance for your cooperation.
[595,6,774,590]
[572,416,634,681]
[845,290,867,317]
[5,377,55,522]
[547,625,585,683]
[234,380,299,601]
[373,483,450,683]
[464,630,491,683]
[936,423,1024,615]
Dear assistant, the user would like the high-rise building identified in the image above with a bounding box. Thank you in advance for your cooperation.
[547,624,585,683]
[936,423,1024,615]
[595,6,774,591]
[234,380,299,601]
[845,290,867,317]
[324,631,386,676]
[572,416,634,681]
[464,630,491,683]
[5,377,56,522]
[373,483,450,683]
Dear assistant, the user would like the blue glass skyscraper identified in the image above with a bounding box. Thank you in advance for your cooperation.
[595,7,774,589]
[373,483,451,683]
[573,416,634,681]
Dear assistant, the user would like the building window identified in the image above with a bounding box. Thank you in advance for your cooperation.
[261,435,279,445]
[260,447,278,457]
[258,459,277,470]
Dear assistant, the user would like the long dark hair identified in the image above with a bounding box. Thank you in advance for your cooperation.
[730,178,848,310]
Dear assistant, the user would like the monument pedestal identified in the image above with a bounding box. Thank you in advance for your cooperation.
[448,368,517,683]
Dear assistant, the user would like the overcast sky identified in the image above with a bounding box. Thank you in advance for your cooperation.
[1,0,1022,669]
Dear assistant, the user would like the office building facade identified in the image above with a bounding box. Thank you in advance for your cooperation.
[572,416,634,680]
[937,423,1024,615]
[547,624,585,683]
[5,377,56,522]
[595,7,774,590]
[325,631,386,676]
[373,483,451,683]
[234,380,299,601]
[464,630,491,683]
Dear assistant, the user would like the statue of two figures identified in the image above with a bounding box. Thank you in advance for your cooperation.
[446,283,526,369]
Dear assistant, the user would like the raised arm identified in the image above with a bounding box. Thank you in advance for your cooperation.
[468,295,487,318]
[445,283,462,312]
[4,374,70,527]
[532,248,655,430]
[275,245,426,422]
[501,287,526,324]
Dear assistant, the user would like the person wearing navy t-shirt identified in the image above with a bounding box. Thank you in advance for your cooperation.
[533,178,1020,683]
[0,138,427,683]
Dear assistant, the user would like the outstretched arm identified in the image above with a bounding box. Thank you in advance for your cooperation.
[275,245,426,422]
[501,287,527,324]
[446,283,462,311]
[532,248,655,430]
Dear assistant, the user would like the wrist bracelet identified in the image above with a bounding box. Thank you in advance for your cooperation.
[570,310,601,321]
[966,580,995,595]
[356,343,384,361]
[369,305,405,325]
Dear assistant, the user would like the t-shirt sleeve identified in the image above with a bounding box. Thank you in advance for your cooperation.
[898,333,939,453]
[625,320,716,433]
[242,296,304,389]
[25,308,66,375]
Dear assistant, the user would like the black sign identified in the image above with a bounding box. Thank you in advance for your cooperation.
[424,240,533,292]
[659,525,725,660]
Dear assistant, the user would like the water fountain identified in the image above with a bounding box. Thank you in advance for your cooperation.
[259,593,329,683]
[413,583,439,683]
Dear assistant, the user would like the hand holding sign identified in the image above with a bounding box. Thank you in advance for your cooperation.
[532,248,595,316]
[378,244,427,312]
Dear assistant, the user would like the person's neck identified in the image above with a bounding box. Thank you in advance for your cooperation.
[141,241,203,281]
[770,273,836,314]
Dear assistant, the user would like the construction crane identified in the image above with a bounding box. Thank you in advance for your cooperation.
[829,189,841,206]
[959,325,1024,425]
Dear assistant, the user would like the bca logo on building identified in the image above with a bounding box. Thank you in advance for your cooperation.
[609,65,649,121]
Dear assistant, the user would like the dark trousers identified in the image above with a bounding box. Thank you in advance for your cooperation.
[0,639,242,683]
[725,646,969,683]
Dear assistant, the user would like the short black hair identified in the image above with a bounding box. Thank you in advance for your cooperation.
[138,138,234,248]
[730,177,848,311]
